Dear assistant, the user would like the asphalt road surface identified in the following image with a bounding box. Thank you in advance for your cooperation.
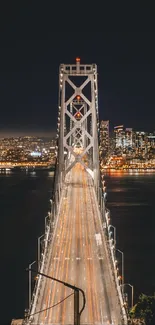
[32,164,122,325]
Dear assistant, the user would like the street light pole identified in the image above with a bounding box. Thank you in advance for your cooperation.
[126,283,134,308]
[130,283,134,308]
[116,249,124,296]
[74,288,80,325]
[26,268,86,325]
[108,224,116,246]
[28,261,36,309]
[38,234,44,270]
[45,214,49,230]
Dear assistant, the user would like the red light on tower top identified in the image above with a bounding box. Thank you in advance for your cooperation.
[76,57,80,63]
[76,95,81,101]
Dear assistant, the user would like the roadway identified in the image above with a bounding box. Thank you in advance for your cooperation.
[32,163,122,325]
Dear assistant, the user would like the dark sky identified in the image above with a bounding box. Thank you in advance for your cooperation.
[0,5,155,136]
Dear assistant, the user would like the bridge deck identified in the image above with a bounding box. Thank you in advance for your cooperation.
[33,164,122,325]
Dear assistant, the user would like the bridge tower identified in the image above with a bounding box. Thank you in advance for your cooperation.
[56,58,100,195]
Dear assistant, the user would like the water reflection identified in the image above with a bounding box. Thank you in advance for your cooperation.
[48,171,55,177]
[105,169,155,177]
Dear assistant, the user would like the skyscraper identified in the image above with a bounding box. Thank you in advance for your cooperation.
[100,120,109,159]
[124,128,133,148]
[114,125,124,148]
[114,125,132,150]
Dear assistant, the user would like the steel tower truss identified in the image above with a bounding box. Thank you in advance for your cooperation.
[57,59,100,191]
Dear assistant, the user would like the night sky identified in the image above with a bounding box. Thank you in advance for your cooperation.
[0,5,155,136]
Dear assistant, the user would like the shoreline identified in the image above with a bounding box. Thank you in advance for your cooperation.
[103,168,155,171]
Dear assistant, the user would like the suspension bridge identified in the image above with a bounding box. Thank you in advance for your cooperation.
[21,59,128,325]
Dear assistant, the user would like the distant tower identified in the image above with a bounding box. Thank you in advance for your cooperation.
[147,132,155,150]
[100,120,109,158]
[133,131,147,156]
[125,128,133,148]
[114,125,124,148]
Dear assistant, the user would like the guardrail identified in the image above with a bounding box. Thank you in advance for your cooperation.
[101,195,128,325]
[25,217,51,325]
[24,173,65,325]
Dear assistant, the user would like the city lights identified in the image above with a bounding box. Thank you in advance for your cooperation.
[100,121,155,170]
[0,136,56,170]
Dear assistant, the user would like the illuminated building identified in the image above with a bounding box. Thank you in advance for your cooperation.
[114,125,124,148]
[114,125,132,150]
[131,131,155,157]
[124,128,132,148]
[133,131,147,156]
[100,120,109,159]
[147,132,155,150]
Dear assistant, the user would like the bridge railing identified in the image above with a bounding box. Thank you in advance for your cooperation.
[24,166,66,325]
[25,217,52,324]
[98,184,128,325]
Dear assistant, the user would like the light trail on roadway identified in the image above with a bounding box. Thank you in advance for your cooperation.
[32,163,122,325]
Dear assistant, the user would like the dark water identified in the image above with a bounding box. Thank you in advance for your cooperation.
[105,170,155,303]
[0,170,155,325]
[0,170,54,325]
